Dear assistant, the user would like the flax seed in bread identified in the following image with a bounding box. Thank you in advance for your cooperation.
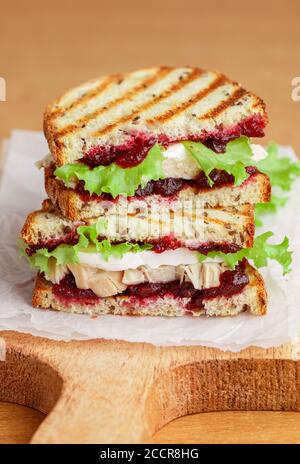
[44,66,267,166]
[45,166,271,221]
[21,201,255,251]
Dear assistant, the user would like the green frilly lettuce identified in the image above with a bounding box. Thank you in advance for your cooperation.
[255,142,300,225]
[257,142,300,191]
[54,143,165,198]
[55,136,256,197]
[183,136,253,187]
[20,218,153,277]
[31,139,297,276]
[54,137,300,208]
[198,232,292,275]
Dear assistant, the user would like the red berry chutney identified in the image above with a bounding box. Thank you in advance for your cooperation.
[148,238,241,255]
[26,235,241,257]
[25,229,79,256]
[80,114,266,168]
[52,260,249,311]
[75,167,258,203]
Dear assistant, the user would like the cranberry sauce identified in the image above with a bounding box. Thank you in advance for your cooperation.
[147,237,241,254]
[135,178,185,197]
[188,262,249,311]
[81,133,158,168]
[196,242,241,255]
[80,114,266,168]
[148,236,183,253]
[52,261,249,310]
[74,167,258,203]
[53,274,100,305]
[201,114,266,152]
[28,232,241,256]
[25,229,79,256]
[135,166,257,198]
[125,260,249,311]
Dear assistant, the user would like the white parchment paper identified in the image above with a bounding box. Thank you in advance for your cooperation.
[0,130,299,351]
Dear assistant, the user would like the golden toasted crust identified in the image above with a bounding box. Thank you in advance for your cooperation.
[44,166,80,220]
[45,166,271,221]
[44,66,268,166]
[21,204,79,246]
[21,210,42,245]
[248,265,268,316]
[32,264,267,316]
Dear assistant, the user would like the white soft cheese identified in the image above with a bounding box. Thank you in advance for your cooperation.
[163,143,188,160]
[162,142,268,179]
[77,248,223,272]
[162,144,199,179]
[250,143,268,162]
[51,142,268,185]
[163,142,268,162]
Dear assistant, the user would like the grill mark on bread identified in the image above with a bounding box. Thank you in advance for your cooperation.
[198,87,248,120]
[23,205,251,246]
[56,67,173,139]
[50,75,122,118]
[92,68,204,137]
[116,212,242,226]
[43,67,268,166]
[147,75,226,124]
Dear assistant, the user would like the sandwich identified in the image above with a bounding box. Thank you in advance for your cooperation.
[21,200,268,317]
[20,66,293,317]
[42,66,270,220]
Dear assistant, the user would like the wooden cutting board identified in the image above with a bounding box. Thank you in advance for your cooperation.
[1,2,300,443]
[0,140,299,444]
[0,330,299,444]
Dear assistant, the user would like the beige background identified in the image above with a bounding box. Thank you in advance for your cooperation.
[1,0,300,149]
[0,0,300,444]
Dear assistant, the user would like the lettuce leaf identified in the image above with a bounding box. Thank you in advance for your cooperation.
[183,136,253,186]
[254,143,300,226]
[20,233,153,277]
[31,245,79,275]
[257,142,300,191]
[74,218,107,251]
[255,195,288,227]
[90,240,153,261]
[198,232,292,274]
[55,143,165,198]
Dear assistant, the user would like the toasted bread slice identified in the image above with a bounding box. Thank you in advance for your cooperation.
[32,264,267,316]
[21,206,82,247]
[21,200,255,251]
[44,66,267,166]
[45,167,270,221]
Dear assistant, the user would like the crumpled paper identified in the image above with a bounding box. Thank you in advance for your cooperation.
[0,130,299,351]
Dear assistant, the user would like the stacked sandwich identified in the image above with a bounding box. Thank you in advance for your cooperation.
[20,66,292,317]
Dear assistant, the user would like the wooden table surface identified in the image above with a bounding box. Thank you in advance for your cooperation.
[0,0,300,444]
